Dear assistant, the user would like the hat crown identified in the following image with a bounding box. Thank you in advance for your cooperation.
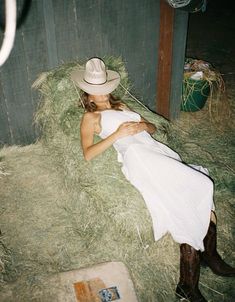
[84,58,107,85]
[71,57,120,95]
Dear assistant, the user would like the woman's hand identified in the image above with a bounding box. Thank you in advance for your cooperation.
[115,121,147,139]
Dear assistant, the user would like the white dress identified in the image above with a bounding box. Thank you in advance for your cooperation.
[98,109,214,251]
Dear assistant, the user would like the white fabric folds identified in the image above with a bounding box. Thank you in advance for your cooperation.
[99,110,214,251]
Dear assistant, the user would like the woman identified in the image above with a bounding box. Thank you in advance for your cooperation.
[71,58,235,302]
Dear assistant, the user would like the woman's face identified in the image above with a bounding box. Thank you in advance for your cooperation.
[88,94,110,103]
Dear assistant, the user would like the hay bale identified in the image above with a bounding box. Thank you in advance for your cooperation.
[33,57,172,249]
[26,57,234,301]
[33,57,180,301]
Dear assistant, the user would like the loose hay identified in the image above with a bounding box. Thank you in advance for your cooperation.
[0,57,234,301]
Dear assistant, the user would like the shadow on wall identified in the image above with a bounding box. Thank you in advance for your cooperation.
[0,0,32,30]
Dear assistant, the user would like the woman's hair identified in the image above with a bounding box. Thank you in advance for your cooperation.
[81,92,122,112]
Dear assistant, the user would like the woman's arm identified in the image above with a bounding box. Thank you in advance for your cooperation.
[139,117,156,134]
[80,112,145,161]
[80,112,117,161]
[120,103,156,135]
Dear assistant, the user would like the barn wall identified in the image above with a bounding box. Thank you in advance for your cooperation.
[0,0,187,146]
[170,8,189,118]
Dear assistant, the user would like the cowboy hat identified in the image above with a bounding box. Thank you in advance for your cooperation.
[71,57,120,95]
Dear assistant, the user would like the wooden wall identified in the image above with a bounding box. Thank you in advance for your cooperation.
[0,0,188,146]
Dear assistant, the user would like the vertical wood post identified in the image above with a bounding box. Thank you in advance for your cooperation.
[156,0,174,119]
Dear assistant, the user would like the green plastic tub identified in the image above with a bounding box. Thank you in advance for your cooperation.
[181,78,210,112]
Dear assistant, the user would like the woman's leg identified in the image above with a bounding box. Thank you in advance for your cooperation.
[176,244,207,302]
[201,211,235,276]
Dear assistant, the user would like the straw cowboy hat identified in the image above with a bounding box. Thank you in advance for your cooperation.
[71,57,120,95]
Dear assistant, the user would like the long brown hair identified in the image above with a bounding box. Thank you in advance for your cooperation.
[81,92,122,112]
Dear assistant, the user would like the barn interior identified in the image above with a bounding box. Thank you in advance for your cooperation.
[0,1,234,301]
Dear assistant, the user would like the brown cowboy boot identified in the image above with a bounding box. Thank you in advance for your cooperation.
[201,221,235,277]
[176,244,207,302]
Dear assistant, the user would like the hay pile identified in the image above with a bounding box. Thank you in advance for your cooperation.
[0,57,234,301]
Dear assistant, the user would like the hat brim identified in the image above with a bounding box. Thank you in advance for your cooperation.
[71,69,120,95]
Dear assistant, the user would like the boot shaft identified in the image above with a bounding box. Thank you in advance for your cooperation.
[177,244,207,301]
[203,221,217,255]
[179,244,200,287]
[202,221,235,276]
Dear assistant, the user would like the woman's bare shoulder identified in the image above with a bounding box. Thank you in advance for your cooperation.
[81,111,101,134]
[82,111,100,122]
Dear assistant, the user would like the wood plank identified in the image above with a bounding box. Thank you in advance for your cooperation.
[97,0,160,111]
[156,0,174,119]
[20,0,48,112]
[0,27,35,145]
[74,0,103,59]
[0,79,12,146]
[52,0,80,63]
[0,25,12,146]
[43,0,58,68]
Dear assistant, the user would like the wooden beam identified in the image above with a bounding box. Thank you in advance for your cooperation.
[156,0,174,119]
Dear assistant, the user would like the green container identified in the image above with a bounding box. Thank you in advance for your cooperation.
[181,78,210,112]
